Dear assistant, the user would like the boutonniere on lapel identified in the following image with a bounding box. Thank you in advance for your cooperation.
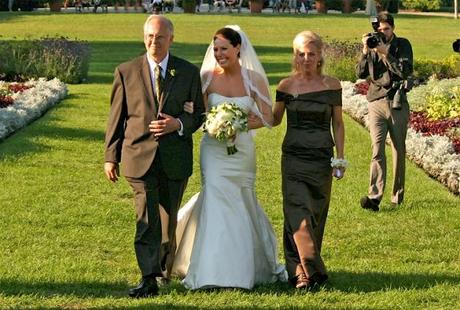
[169,69,176,77]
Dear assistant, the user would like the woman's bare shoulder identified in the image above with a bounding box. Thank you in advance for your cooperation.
[277,76,295,92]
[322,76,342,90]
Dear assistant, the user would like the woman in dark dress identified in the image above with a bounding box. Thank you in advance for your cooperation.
[272,30,346,290]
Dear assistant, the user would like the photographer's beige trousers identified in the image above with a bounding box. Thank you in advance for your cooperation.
[367,98,409,204]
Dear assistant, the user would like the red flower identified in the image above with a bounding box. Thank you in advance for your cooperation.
[8,84,31,93]
[409,111,460,154]
[0,82,31,109]
[353,81,369,95]
[0,95,14,108]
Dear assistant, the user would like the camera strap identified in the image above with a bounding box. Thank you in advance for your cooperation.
[368,52,391,88]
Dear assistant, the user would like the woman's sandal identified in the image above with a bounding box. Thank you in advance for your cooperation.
[295,273,308,289]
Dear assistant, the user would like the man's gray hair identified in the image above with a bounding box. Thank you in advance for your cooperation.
[143,15,174,36]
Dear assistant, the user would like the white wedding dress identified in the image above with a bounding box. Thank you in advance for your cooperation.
[172,93,287,290]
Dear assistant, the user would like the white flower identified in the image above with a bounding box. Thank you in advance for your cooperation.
[0,78,67,140]
[204,102,248,155]
[341,80,460,194]
[331,158,349,168]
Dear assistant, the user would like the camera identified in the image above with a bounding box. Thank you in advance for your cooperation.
[391,79,413,110]
[453,39,460,52]
[366,32,386,49]
[366,17,386,49]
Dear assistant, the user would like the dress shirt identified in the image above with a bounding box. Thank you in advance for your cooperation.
[146,53,183,135]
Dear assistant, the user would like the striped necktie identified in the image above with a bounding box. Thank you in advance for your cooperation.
[154,65,163,105]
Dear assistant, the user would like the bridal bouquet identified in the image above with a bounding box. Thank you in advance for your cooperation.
[204,102,248,155]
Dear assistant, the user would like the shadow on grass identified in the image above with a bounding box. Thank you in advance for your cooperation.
[0,101,105,160]
[248,270,460,295]
[326,270,460,293]
[0,126,104,160]
[39,123,105,141]
[87,41,292,85]
[1,269,458,299]
[0,279,283,309]
[0,278,130,298]
[0,12,27,24]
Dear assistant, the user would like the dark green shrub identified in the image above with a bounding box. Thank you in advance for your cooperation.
[401,0,441,11]
[326,0,365,12]
[323,39,362,82]
[324,57,359,82]
[376,0,399,13]
[326,0,342,10]
[351,0,365,11]
[0,37,90,84]
[0,0,39,11]
[413,55,460,82]
[0,41,37,81]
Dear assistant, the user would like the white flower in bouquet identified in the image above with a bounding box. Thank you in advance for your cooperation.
[204,102,248,155]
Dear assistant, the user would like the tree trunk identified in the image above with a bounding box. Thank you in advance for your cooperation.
[365,0,377,15]
[342,0,351,13]
[249,1,263,13]
[49,1,62,12]
[455,0,458,19]
[183,0,196,13]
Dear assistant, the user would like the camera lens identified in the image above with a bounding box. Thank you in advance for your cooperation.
[453,39,460,53]
[366,36,379,49]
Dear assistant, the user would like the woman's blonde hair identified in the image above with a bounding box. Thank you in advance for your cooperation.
[292,30,324,74]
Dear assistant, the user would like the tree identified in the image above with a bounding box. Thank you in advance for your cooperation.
[455,0,458,19]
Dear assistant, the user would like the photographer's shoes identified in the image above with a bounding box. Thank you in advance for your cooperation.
[360,196,380,212]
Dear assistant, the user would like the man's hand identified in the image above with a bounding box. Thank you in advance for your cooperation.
[361,34,370,54]
[104,162,119,183]
[247,112,261,129]
[183,101,194,114]
[375,42,389,58]
[149,113,180,137]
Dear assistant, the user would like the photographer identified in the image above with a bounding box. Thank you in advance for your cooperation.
[356,12,413,211]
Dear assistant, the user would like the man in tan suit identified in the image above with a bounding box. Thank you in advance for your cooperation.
[104,15,205,298]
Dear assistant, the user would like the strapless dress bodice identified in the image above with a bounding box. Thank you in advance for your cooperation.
[207,93,254,114]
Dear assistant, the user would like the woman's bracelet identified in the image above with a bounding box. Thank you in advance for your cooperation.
[330,157,349,169]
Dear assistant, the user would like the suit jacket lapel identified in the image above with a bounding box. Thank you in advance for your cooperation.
[158,56,177,114]
[140,55,157,117]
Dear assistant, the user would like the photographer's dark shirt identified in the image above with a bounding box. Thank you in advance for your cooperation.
[356,34,413,102]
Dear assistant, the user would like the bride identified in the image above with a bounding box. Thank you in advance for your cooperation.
[171,25,287,290]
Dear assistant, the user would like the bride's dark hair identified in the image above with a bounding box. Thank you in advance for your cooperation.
[214,27,242,57]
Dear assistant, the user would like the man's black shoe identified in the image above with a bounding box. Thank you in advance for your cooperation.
[360,196,379,212]
[128,276,159,298]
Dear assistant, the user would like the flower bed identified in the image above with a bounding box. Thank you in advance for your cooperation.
[0,78,67,140]
[341,81,460,195]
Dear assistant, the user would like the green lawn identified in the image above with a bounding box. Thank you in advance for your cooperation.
[0,12,459,309]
